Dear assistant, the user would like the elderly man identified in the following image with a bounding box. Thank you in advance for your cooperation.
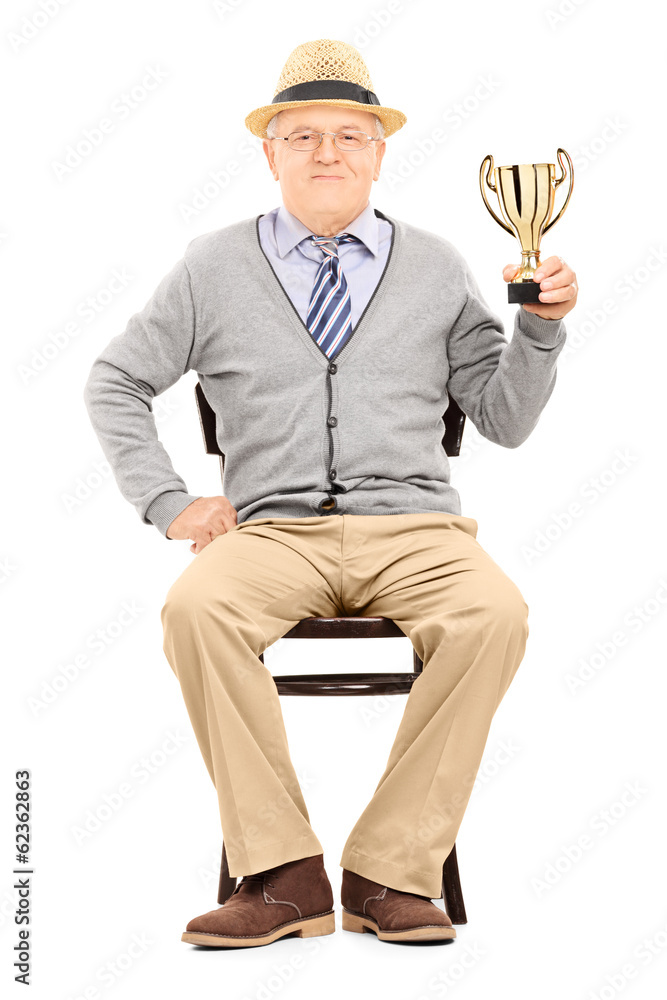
[84,38,577,948]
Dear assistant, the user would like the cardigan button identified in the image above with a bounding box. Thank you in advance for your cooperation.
[327,416,337,427]
[328,362,337,374]
[329,469,337,480]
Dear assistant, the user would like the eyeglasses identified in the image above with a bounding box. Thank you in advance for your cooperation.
[270,130,381,151]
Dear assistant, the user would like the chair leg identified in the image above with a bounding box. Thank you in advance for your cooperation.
[442,843,467,924]
[216,841,237,905]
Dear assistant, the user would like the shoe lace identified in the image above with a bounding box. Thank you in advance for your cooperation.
[233,869,281,893]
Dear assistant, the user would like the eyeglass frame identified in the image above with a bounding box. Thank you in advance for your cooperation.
[267,130,382,151]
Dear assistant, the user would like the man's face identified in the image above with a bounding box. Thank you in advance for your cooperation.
[262,104,386,222]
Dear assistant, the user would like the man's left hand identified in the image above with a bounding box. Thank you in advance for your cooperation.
[503,255,578,320]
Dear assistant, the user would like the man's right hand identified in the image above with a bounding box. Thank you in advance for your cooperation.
[166,496,238,554]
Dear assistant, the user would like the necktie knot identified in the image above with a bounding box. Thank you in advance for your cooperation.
[310,233,360,258]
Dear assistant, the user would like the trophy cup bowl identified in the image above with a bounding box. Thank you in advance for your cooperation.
[479,148,574,303]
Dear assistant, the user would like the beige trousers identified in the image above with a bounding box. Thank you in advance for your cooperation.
[161,511,529,899]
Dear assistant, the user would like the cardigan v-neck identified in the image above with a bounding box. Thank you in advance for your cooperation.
[249,208,398,367]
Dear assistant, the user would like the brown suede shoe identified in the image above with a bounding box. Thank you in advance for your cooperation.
[181,853,335,948]
[341,869,456,942]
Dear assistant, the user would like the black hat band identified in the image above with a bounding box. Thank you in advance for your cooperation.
[271,79,381,107]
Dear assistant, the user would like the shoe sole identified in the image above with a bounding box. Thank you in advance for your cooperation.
[181,909,335,948]
[342,907,456,942]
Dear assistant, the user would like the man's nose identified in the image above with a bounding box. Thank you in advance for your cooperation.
[314,134,339,157]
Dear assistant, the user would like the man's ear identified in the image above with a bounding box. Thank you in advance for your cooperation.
[373,139,387,181]
[262,139,280,180]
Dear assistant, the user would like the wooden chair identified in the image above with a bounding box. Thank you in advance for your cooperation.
[194,380,469,924]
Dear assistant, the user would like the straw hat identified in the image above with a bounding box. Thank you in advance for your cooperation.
[245,38,407,140]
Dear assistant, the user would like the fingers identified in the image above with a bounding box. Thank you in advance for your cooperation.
[220,511,238,533]
[189,515,239,555]
[532,255,565,282]
[178,497,239,553]
[536,281,577,304]
[533,255,577,299]
[190,534,212,555]
[502,264,520,282]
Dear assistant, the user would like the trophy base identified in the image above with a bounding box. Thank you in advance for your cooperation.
[508,280,541,304]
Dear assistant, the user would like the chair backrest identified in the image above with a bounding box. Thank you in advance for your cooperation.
[194,382,467,469]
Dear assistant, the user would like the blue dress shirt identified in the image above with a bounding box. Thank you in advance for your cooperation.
[257,202,392,331]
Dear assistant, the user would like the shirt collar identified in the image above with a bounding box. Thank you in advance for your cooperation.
[274,201,380,259]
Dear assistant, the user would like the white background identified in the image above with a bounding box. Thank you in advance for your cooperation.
[2,1,666,997]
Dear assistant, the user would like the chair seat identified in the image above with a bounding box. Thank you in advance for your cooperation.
[282,616,406,640]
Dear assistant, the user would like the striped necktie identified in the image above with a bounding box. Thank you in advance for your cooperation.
[307,233,360,358]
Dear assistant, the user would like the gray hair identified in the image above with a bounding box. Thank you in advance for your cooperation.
[265,109,385,141]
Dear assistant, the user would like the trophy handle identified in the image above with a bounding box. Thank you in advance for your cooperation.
[543,147,574,235]
[479,154,514,237]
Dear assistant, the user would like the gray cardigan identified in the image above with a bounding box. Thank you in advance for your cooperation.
[83,208,567,538]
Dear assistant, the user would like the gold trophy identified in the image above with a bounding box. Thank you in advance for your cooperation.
[479,148,574,303]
